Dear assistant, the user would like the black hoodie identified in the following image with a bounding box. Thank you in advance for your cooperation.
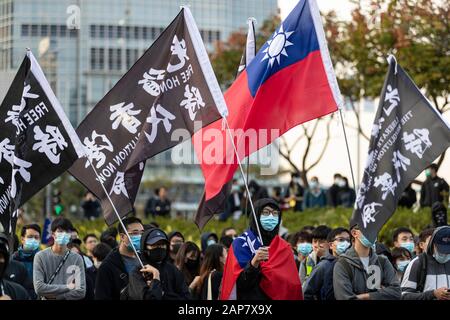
[0,234,29,300]
[127,228,190,300]
[236,198,282,300]
[94,247,129,300]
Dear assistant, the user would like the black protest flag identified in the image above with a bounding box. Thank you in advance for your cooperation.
[351,56,450,243]
[0,51,84,234]
[195,17,257,229]
[69,7,227,225]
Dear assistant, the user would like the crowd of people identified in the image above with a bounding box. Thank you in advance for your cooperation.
[0,195,449,300]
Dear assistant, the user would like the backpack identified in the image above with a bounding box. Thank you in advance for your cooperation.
[414,253,428,292]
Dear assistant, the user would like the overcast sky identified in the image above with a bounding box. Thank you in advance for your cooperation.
[278,0,356,20]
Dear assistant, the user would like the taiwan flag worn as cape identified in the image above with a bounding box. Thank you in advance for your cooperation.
[220,229,303,300]
[193,0,342,228]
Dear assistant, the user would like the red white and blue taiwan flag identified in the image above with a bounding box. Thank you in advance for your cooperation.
[220,229,303,300]
[193,0,343,228]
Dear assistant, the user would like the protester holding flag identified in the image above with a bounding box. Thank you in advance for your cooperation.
[33,217,86,300]
[333,224,401,300]
[95,217,143,300]
[0,232,29,300]
[127,228,190,300]
[10,224,41,299]
[401,226,450,300]
[220,198,302,300]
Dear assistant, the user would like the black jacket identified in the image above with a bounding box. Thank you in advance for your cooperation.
[94,248,129,300]
[198,271,222,300]
[4,258,32,297]
[0,279,29,300]
[420,176,449,207]
[127,228,190,300]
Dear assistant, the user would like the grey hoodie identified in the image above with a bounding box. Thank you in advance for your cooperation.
[401,226,450,300]
[333,246,401,300]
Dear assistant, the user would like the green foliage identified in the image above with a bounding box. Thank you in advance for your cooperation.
[68,207,433,249]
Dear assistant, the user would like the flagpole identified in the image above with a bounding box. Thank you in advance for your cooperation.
[223,117,264,246]
[86,160,145,268]
[339,109,357,191]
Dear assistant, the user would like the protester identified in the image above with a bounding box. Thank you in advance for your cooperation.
[221,227,237,239]
[326,173,343,207]
[9,224,41,299]
[292,231,313,269]
[144,189,158,218]
[393,227,415,256]
[83,234,98,259]
[195,244,227,300]
[333,224,401,300]
[220,198,302,300]
[219,236,234,250]
[303,227,351,300]
[284,172,304,212]
[148,187,172,217]
[167,231,184,264]
[420,164,449,208]
[416,228,434,255]
[303,177,327,209]
[0,233,29,300]
[398,183,417,208]
[391,247,412,282]
[299,225,331,284]
[33,217,86,300]
[431,202,448,227]
[95,217,143,300]
[401,226,450,300]
[337,177,356,208]
[81,191,101,220]
[175,241,201,291]
[92,243,112,269]
[200,232,218,255]
[248,180,269,206]
[127,228,190,300]
[219,179,243,221]
[100,227,118,249]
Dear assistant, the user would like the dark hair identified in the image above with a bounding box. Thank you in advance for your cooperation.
[428,163,438,171]
[175,241,201,283]
[100,227,118,249]
[393,227,414,243]
[21,224,41,237]
[333,173,342,179]
[67,242,82,254]
[300,226,315,234]
[419,228,434,243]
[311,225,332,241]
[221,227,236,238]
[83,233,98,243]
[391,247,412,261]
[117,216,142,234]
[327,227,350,242]
[51,217,74,232]
[219,235,233,249]
[197,244,225,294]
[291,231,312,246]
[92,243,112,262]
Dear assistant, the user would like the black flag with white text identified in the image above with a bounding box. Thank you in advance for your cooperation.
[350,56,450,243]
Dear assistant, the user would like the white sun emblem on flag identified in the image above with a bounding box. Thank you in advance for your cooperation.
[261,24,294,67]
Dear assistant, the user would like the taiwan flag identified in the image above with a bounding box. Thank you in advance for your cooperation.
[219,229,303,300]
[194,0,342,228]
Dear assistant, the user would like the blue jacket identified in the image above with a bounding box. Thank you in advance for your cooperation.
[303,255,336,300]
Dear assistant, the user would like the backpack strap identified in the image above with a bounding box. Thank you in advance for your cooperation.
[47,250,71,285]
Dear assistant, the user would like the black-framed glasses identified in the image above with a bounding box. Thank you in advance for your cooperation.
[261,209,280,216]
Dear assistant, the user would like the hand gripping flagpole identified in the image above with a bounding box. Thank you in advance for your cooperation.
[223,117,264,246]
[86,159,145,268]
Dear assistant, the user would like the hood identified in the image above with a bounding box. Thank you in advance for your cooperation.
[426,225,450,256]
[140,228,169,265]
[167,231,184,242]
[249,198,281,246]
[201,232,218,253]
[0,233,11,279]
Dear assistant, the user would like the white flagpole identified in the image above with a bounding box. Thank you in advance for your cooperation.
[86,160,145,268]
[339,109,357,191]
[223,117,264,246]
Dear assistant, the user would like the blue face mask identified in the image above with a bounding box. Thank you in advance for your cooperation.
[433,251,450,264]
[336,241,351,255]
[54,232,71,246]
[23,238,40,251]
[396,260,410,272]
[260,215,279,231]
[297,243,313,256]
[400,241,415,253]
[358,233,373,248]
[207,239,216,246]
[127,235,141,252]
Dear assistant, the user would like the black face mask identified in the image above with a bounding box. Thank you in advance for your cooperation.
[143,248,167,265]
[186,258,199,271]
[171,243,182,255]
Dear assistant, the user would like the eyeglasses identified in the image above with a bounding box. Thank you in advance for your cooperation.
[334,237,351,242]
[261,209,280,216]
